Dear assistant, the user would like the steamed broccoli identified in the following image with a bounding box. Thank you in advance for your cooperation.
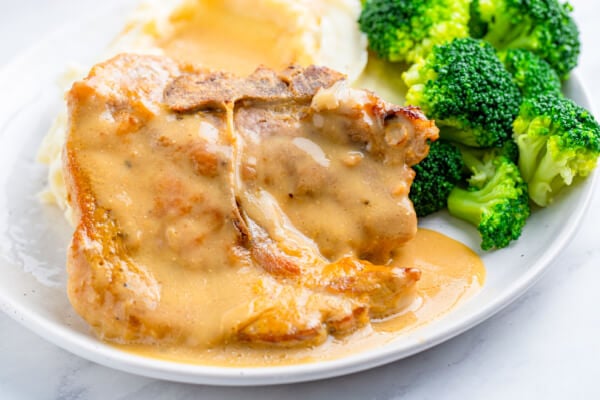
[358,0,470,64]
[403,38,521,147]
[470,0,580,79]
[461,140,520,187]
[513,94,600,206]
[447,147,531,250]
[409,140,464,217]
[499,49,562,99]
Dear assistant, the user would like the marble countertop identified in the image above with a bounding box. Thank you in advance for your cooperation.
[1,1,599,399]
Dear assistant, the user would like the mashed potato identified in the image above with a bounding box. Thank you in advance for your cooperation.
[38,0,367,219]
[112,0,367,80]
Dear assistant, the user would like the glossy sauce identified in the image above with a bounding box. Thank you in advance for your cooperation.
[158,0,314,75]
[151,0,367,82]
[117,228,484,366]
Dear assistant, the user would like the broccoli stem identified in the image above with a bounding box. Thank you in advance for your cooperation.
[527,150,569,206]
[486,18,529,49]
[447,188,485,226]
[503,33,538,51]
[515,133,548,182]
[448,172,509,222]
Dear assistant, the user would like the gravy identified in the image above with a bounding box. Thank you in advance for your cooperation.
[159,0,314,75]
[117,228,484,366]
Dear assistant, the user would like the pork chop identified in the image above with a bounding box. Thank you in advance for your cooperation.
[64,54,438,348]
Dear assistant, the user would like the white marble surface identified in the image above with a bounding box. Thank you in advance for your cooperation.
[1,1,600,399]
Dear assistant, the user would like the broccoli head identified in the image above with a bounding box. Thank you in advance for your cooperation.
[499,48,562,99]
[358,0,470,64]
[403,38,521,147]
[513,94,600,206]
[409,139,464,217]
[470,0,580,79]
[447,148,531,250]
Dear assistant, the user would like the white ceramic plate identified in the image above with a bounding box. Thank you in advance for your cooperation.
[0,4,596,386]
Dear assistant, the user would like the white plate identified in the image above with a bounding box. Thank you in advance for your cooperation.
[0,5,596,386]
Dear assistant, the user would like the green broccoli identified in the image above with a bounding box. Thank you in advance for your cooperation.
[470,0,580,80]
[447,147,531,250]
[513,94,600,206]
[499,49,562,99]
[461,140,520,187]
[409,140,464,217]
[358,0,470,64]
[403,38,521,147]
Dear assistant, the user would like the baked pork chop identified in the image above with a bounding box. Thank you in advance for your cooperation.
[64,54,438,348]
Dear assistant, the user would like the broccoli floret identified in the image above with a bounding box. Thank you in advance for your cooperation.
[358,0,470,64]
[499,49,562,99]
[447,148,531,250]
[409,140,464,217]
[470,0,580,79]
[403,38,521,147]
[513,94,600,206]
